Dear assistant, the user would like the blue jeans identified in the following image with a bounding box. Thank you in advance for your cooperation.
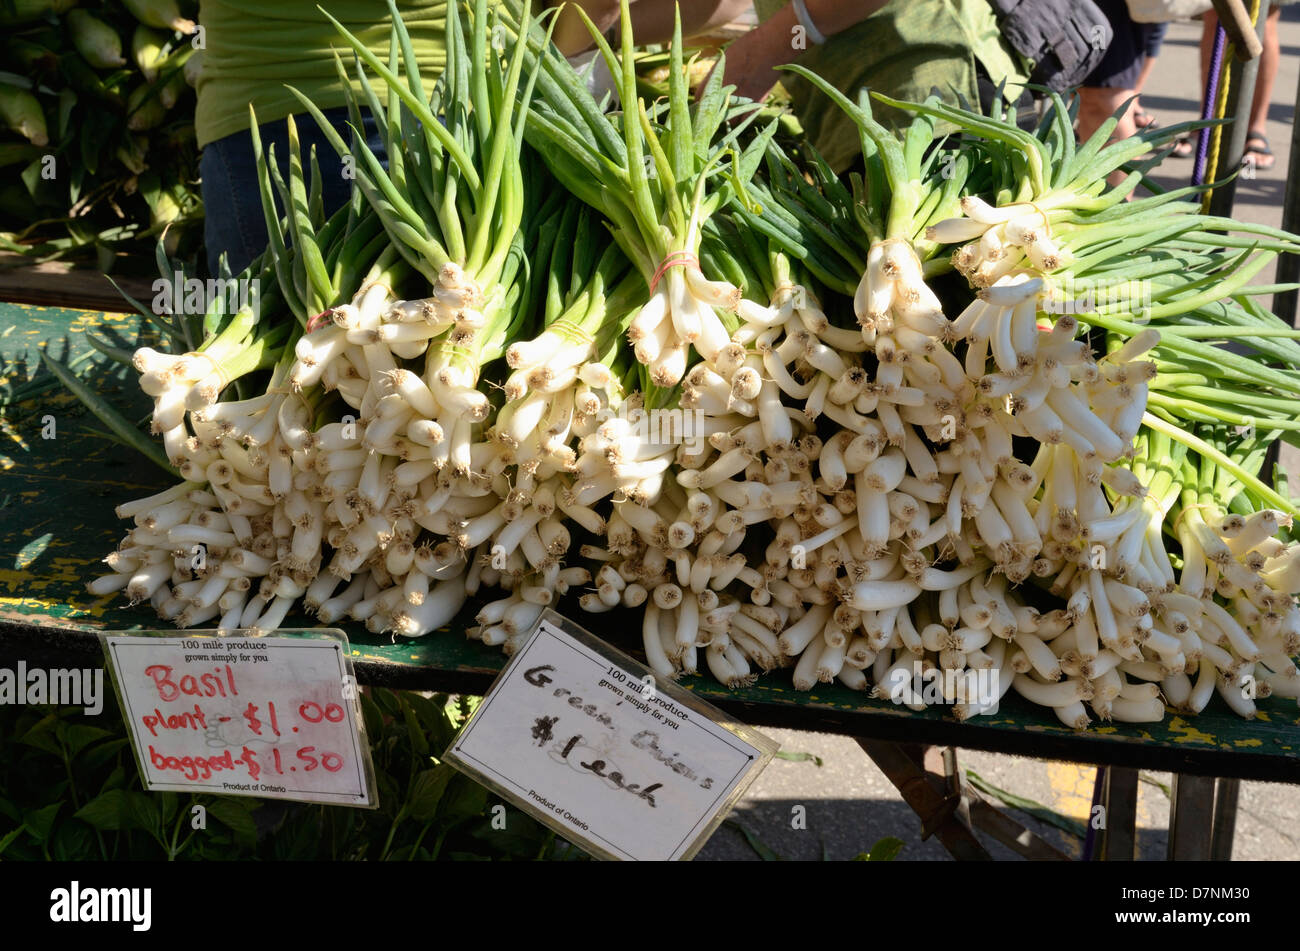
[200,106,387,277]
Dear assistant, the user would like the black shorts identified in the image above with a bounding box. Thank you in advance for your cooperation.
[1084,0,1164,89]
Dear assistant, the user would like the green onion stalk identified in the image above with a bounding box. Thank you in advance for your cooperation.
[1142,427,1300,715]
[450,197,653,646]
[495,201,639,475]
[128,242,293,479]
[284,0,556,632]
[469,201,672,652]
[501,0,772,388]
[712,83,1300,724]
[287,0,538,421]
[87,177,397,627]
[88,0,555,638]
[735,124,978,451]
[900,91,1300,722]
[767,74,969,342]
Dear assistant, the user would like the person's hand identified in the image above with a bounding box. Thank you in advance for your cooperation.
[697,0,885,103]
[702,14,796,102]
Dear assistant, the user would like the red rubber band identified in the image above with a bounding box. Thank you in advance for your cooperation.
[648,251,700,295]
[306,309,335,333]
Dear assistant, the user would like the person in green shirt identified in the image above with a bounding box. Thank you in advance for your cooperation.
[745,0,1031,174]
[196,1,447,276]
[554,0,1031,175]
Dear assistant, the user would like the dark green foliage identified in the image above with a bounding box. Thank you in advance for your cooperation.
[0,685,586,861]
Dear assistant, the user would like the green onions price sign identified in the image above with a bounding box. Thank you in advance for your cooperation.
[444,611,776,860]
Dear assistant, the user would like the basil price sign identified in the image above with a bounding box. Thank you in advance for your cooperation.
[101,629,377,807]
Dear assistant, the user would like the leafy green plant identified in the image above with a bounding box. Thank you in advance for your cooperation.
[0,686,586,861]
[0,0,204,265]
[852,836,905,861]
[965,769,1087,840]
[723,818,783,860]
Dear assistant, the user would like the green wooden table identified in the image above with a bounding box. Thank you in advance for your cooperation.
[3,300,1300,799]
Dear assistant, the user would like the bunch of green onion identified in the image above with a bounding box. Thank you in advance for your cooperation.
[81,0,1300,730]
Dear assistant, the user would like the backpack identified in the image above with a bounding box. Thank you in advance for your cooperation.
[987,0,1114,93]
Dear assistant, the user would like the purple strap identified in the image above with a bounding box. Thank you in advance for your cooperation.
[1193,23,1228,187]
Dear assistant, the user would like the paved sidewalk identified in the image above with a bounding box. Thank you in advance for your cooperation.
[699,5,1300,862]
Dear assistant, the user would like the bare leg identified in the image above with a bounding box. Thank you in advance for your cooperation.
[1077,86,1140,188]
[1201,11,1216,92]
[553,0,619,55]
[552,0,753,55]
[1132,54,1158,127]
[1250,7,1282,134]
[1249,8,1281,143]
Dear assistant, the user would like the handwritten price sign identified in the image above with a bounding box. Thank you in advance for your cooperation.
[444,611,776,860]
[102,630,376,807]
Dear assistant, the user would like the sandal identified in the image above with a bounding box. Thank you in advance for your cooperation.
[1243,131,1275,170]
[1171,133,1194,159]
[1132,106,1159,131]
